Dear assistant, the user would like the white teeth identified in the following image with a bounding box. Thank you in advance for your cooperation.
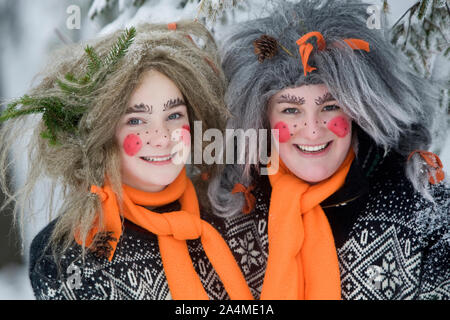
[141,155,172,162]
[297,142,329,152]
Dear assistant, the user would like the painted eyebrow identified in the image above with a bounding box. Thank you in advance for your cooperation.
[125,103,152,114]
[315,92,336,105]
[276,94,306,105]
[163,97,186,111]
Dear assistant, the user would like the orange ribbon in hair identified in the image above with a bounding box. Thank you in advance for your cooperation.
[232,183,256,214]
[296,31,370,76]
[167,21,220,76]
[168,22,177,30]
[408,150,445,184]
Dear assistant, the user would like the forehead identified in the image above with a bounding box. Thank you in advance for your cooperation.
[273,83,330,100]
[127,70,184,107]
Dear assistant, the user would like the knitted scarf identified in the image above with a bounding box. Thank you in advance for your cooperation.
[78,168,253,300]
[260,149,355,299]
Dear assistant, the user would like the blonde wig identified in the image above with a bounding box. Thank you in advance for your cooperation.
[0,20,229,258]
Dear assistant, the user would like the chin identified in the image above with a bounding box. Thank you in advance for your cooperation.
[122,167,182,192]
[130,177,172,192]
[293,166,333,184]
[142,172,180,188]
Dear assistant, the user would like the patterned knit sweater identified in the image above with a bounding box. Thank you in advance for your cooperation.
[217,130,450,300]
[29,202,236,300]
[29,132,450,300]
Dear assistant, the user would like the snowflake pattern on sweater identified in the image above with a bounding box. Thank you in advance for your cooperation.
[29,203,230,300]
[216,133,450,300]
[29,132,450,300]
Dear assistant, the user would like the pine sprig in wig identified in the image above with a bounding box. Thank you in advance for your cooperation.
[0,27,136,145]
[0,21,228,261]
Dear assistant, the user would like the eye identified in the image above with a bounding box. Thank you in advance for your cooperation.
[126,118,144,126]
[322,104,340,112]
[281,107,299,114]
[168,112,183,120]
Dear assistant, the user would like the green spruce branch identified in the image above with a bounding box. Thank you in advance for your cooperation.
[104,27,136,68]
[0,27,136,146]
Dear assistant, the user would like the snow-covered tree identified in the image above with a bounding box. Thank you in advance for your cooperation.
[390,0,449,113]
[86,0,251,35]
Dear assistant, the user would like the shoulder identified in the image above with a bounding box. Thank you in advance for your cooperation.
[414,181,450,244]
[29,219,104,299]
[28,219,79,299]
[364,152,447,221]
[29,219,57,275]
[369,149,449,214]
[337,150,449,299]
[362,151,450,263]
[415,181,450,299]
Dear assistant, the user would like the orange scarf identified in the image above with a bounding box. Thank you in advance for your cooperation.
[78,168,253,300]
[260,149,355,299]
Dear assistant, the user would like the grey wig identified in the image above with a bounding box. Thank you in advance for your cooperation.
[208,0,447,217]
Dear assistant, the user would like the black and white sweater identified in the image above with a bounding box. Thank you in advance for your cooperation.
[29,131,450,300]
[217,130,450,300]
[29,202,233,300]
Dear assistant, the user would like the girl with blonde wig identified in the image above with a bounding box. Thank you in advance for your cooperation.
[0,21,253,300]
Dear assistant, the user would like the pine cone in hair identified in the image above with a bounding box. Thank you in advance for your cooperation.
[253,35,279,63]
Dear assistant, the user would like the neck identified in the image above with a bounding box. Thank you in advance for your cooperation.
[123,182,167,193]
[123,167,188,207]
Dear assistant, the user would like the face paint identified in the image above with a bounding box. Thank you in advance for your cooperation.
[314,92,335,106]
[274,121,291,143]
[327,116,350,138]
[170,125,191,146]
[123,133,143,156]
[181,125,191,146]
[163,97,185,111]
[268,84,353,184]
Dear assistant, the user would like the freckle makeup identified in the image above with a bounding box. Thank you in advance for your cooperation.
[274,121,291,143]
[327,116,350,138]
[123,134,142,156]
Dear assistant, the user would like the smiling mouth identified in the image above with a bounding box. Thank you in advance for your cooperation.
[140,153,175,163]
[295,141,332,153]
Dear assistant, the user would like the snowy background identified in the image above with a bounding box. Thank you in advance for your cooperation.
[0,0,448,299]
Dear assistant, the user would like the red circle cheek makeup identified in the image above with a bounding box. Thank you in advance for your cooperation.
[181,125,191,146]
[274,121,291,143]
[326,116,350,138]
[123,134,143,156]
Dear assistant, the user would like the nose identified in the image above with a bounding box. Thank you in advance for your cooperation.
[300,114,326,141]
[146,122,170,148]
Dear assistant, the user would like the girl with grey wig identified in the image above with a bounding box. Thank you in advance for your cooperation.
[208,0,449,299]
